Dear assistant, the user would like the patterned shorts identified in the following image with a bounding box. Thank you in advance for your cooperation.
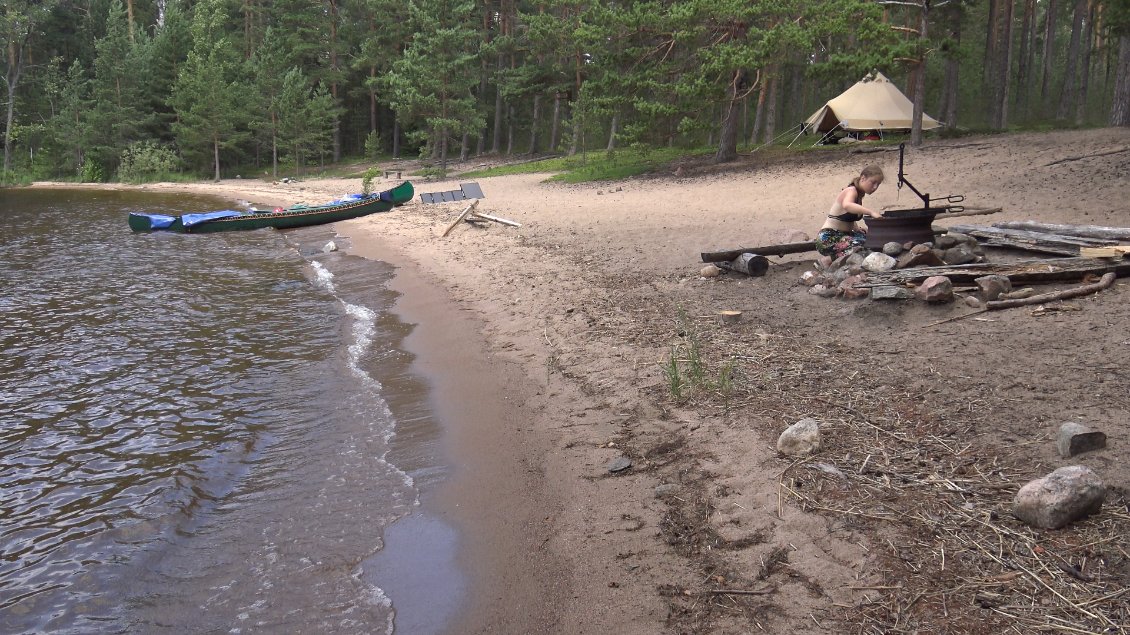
[816,228,867,258]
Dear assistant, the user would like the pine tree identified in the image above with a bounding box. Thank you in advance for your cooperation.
[171,0,250,180]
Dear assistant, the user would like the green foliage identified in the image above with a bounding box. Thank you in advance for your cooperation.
[118,141,181,183]
[80,159,106,183]
[361,167,379,195]
[462,145,709,182]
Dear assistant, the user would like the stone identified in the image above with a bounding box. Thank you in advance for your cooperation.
[799,270,817,286]
[816,255,834,271]
[809,284,840,298]
[975,274,1012,301]
[897,244,945,269]
[1057,422,1107,458]
[882,241,905,256]
[840,275,869,300]
[935,234,959,249]
[965,295,983,308]
[862,251,897,272]
[322,241,338,253]
[844,251,868,268]
[914,276,954,303]
[701,264,722,278]
[942,244,979,265]
[655,484,679,498]
[777,418,821,456]
[871,285,915,300]
[608,456,633,473]
[948,232,979,246]
[1013,465,1105,529]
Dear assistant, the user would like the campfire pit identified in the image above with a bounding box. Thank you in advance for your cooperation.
[865,143,964,249]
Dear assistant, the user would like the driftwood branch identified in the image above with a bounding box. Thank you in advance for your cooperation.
[441,200,480,237]
[701,241,815,262]
[985,273,1116,310]
[471,211,521,227]
[1044,147,1130,167]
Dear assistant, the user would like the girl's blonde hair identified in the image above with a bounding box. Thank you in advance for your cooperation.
[856,165,884,184]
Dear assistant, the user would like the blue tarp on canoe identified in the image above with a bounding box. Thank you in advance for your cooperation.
[181,210,243,227]
[139,214,178,229]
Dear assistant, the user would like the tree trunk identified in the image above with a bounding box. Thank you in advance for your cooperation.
[492,54,504,153]
[715,70,742,163]
[1075,0,1095,125]
[941,16,961,127]
[1057,0,1086,120]
[272,115,279,178]
[550,92,562,153]
[750,76,767,144]
[989,0,1013,129]
[1040,0,1059,114]
[506,105,514,155]
[606,112,618,151]
[764,72,779,142]
[527,93,542,154]
[213,136,221,181]
[392,119,400,159]
[1015,0,1036,116]
[1112,35,1130,126]
[910,1,929,147]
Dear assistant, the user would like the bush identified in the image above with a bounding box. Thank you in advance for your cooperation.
[80,159,106,183]
[118,141,181,183]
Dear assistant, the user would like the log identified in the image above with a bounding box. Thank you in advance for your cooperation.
[701,241,815,262]
[948,225,1119,256]
[861,257,1130,286]
[985,273,1116,310]
[441,199,480,237]
[471,211,521,227]
[731,253,769,276]
[992,221,1130,241]
[931,206,1003,220]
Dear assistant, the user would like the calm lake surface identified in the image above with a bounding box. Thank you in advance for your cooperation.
[0,188,457,633]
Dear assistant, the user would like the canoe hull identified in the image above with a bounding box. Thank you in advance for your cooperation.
[129,181,413,233]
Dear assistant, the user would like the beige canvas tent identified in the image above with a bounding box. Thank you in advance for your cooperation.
[803,72,941,134]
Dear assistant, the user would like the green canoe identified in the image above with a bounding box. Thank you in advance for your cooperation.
[128,181,414,233]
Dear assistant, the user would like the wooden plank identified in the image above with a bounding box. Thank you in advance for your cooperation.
[441,200,480,237]
[949,225,1119,256]
[992,221,1130,241]
[861,257,1130,286]
[1079,246,1130,258]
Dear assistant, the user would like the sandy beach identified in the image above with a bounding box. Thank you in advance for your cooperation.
[49,127,1130,632]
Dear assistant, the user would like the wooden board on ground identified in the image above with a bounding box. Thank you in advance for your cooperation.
[860,256,1130,286]
[441,200,480,237]
[948,225,1120,256]
[992,221,1130,241]
[1079,245,1130,258]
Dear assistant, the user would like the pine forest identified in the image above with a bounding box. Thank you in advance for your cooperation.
[2,0,1129,185]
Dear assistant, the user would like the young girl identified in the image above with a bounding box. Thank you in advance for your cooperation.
[815,165,885,258]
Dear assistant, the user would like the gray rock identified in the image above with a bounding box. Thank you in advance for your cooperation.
[322,241,338,253]
[654,484,679,498]
[897,244,945,269]
[862,251,897,272]
[942,244,978,265]
[975,274,1012,301]
[882,241,904,256]
[1013,465,1105,529]
[1057,422,1107,458]
[914,276,954,303]
[700,264,722,278]
[935,234,959,249]
[871,285,915,300]
[777,418,821,456]
[608,456,633,473]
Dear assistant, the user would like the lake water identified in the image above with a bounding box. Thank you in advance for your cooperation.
[0,188,456,633]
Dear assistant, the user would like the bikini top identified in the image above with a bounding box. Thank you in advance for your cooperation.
[827,184,865,223]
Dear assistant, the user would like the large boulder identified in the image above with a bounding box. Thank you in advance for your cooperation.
[1013,465,1106,529]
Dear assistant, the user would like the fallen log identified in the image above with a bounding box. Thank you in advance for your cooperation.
[861,257,1130,286]
[700,241,815,262]
[948,225,1119,256]
[991,221,1130,241]
[985,273,1116,310]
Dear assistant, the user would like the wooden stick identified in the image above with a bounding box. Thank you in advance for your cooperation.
[985,272,1116,310]
[471,211,521,227]
[441,199,479,237]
